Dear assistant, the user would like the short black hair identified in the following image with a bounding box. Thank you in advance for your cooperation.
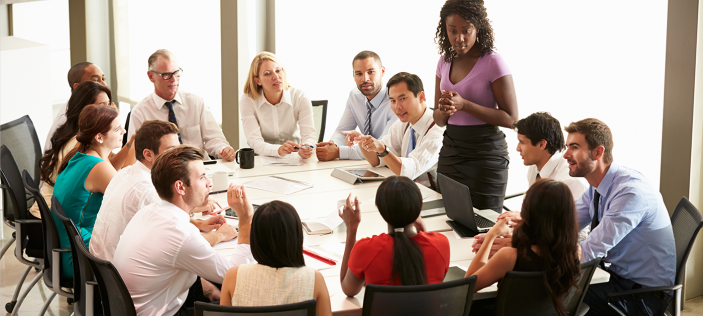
[386,72,424,98]
[250,201,305,268]
[67,62,94,91]
[352,50,382,67]
[512,112,565,155]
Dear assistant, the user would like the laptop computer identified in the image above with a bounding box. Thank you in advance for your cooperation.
[438,173,500,238]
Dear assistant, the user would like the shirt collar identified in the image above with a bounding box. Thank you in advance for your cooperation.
[153,91,183,110]
[367,86,388,109]
[133,160,151,174]
[158,199,191,222]
[595,162,620,197]
[409,106,433,134]
[256,88,292,109]
[539,152,564,178]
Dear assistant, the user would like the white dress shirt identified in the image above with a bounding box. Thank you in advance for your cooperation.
[527,152,590,240]
[377,106,445,180]
[527,152,588,200]
[44,101,68,151]
[128,91,231,158]
[240,87,317,157]
[90,161,159,261]
[113,200,254,316]
[330,87,398,160]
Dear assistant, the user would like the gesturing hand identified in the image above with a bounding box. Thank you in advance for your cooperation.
[227,184,254,222]
[341,131,363,147]
[339,193,361,230]
[356,135,385,154]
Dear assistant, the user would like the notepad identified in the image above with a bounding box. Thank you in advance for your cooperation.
[243,176,313,195]
[302,208,344,235]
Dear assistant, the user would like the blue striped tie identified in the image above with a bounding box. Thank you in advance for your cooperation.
[406,126,415,157]
[364,100,373,135]
[165,100,182,144]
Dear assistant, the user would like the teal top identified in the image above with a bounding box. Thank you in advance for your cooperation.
[52,152,105,278]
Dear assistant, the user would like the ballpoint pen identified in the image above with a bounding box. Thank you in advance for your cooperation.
[209,189,227,195]
[294,145,315,150]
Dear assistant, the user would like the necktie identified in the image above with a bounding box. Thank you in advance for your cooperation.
[406,126,416,157]
[165,100,183,144]
[536,173,541,180]
[364,100,374,135]
[590,190,601,230]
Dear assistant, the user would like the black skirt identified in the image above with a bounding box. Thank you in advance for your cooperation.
[437,124,509,213]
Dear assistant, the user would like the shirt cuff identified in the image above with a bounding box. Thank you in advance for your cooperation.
[229,244,256,265]
[339,146,350,160]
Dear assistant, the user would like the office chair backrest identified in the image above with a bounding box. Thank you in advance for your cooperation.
[75,234,136,316]
[671,197,703,287]
[54,205,95,316]
[24,171,59,280]
[362,275,477,316]
[311,100,328,143]
[495,258,600,316]
[1,145,27,223]
[1,115,42,211]
[194,300,316,316]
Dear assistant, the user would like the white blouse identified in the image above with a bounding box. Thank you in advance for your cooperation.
[239,87,317,157]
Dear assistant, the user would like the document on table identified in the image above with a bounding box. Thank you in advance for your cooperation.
[259,155,304,166]
[243,176,313,195]
[302,208,344,235]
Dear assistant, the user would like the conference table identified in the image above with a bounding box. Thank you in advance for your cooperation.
[201,154,609,315]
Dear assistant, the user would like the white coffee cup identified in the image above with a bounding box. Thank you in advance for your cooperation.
[212,171,229,192]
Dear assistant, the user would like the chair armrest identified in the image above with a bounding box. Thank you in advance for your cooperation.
[53,248,71,253]
[14,219,41,225]
[52,248,71,292]
[606,284,681,303]
[504,191,526,200]
[86,280,98,316]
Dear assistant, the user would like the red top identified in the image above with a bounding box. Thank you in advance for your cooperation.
[348,231,451,285]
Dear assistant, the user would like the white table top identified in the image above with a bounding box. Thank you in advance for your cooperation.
[208,157,608,315]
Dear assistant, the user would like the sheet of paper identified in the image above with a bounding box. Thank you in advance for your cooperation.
[204,163,235,177]
[259,155,304,166]
[304,254,335,270]
[319,243,346,257]
[244,176,312,195]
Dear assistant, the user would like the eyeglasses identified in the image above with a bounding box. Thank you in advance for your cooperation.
[150,68,183,80]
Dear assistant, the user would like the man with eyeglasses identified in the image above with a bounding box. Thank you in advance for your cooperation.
[128,49,236,161]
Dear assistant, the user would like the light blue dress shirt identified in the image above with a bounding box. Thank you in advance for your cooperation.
[577,162,676,288]
[330,87,398,160]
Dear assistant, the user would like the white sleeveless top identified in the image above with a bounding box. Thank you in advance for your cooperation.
[231,264,315,306]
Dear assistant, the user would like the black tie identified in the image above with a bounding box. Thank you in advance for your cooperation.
[536,173,541,180]
[590,190,601,230]
[165,100,182,144]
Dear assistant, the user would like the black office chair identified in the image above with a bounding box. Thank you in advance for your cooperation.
[74,234,137,316]
[122,111,132,147]
[494,257,601,316]
[362,275,477,316]
[194,300,316,316]
[501,191,526,212]
[311,100,328,143]
[606,197,703,316]
[1,146,44,314]
[53,204,102,316]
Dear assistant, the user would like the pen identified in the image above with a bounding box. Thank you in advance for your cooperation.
[303,248,337,265]
[294,145,315,150]
[209,189,227,195]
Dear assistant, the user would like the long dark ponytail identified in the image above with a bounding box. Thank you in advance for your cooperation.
[512,179,581,316]
[375,176,426,285]
[40,81,112,185]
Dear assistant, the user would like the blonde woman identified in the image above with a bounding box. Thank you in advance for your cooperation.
[240,52,316,158]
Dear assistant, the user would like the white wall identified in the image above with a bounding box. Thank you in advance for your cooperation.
[277,0,667,195]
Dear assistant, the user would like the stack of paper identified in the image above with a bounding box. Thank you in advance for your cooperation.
[259,155,304,166]
[302,209,344,235]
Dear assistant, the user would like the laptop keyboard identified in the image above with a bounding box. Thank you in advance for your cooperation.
[474,214,495,228]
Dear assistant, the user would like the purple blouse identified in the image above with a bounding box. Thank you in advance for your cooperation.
[436,52,511,126]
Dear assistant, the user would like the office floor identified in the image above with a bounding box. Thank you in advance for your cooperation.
[2,225,703,315]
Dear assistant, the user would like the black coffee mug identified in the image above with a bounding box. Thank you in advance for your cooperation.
[235,148,255,169]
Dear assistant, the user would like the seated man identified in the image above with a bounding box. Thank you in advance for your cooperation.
[113,145,254,316]
[345,72,444,188]
[91,120,225,262]
[316,51,397,161]
[512,112,589,239]
[45,62,112,151]
[128,49,235,161]
[475,118,676,316]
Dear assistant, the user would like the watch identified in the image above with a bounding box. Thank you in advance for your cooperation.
[377,145,390,158]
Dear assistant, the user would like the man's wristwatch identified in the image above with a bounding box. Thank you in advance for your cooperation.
[377,145,390,158]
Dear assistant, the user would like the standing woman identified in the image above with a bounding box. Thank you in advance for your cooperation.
[240,52,317,158]
[52,104,125,278]
[434,0,518,212]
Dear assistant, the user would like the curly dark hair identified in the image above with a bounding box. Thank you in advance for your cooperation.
[435,0,495,62]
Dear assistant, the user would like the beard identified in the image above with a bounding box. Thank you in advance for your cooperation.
[568,153,596,177]
[357,81,380,96]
